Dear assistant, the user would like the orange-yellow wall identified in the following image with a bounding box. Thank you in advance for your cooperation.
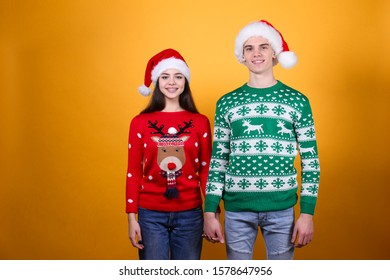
[1,0,389,260]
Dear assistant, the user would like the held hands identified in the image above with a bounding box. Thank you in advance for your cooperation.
[127,213,144,250]
[291,213,314,248]
[202,212,225,244]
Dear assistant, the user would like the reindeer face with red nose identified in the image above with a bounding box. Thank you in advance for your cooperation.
[151,132,189,173]
[148,119,193,199]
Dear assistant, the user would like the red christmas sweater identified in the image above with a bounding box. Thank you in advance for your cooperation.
[126,111,212,213]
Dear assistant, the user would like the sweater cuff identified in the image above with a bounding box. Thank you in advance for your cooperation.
[204,195,222,213]
[126,204,138,214]
[300,201,316,216]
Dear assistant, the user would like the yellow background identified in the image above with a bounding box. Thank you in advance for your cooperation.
[1,0,389,260]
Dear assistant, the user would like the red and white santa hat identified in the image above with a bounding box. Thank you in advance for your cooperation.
[234,20,297,68]
[138,48,191,96]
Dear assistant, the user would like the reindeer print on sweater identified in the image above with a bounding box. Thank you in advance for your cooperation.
[148,119,193,199]
[204,81,320,215]
[126,111,212,213]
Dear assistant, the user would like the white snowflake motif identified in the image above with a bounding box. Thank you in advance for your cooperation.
[128,144,131,149]
[201,161,207,166]
[128,199,133,203]
[203,133,208,138]
[148,175,153,180]
[195,158,199,163]
[137,133,142,138]
[188,175,193,179]
[127,173,132,178]
[195,142,199,147]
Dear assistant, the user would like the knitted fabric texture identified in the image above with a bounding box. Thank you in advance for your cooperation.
[204,81,320,215]
[126,111,212,213]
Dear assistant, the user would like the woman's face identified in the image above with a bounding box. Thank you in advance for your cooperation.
[158,69,185,101]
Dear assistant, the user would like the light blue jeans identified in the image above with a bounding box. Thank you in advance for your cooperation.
[224,207,295,260]
[138,207,203,260]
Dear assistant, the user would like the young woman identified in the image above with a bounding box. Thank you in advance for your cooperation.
[126,49,212,260]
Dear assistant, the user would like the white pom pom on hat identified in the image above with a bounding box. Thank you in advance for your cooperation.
[138,85,151,96]
[138,48,190,96]
[234,20,297,68]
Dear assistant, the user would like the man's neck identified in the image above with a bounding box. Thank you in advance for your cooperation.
[247,72,277,88]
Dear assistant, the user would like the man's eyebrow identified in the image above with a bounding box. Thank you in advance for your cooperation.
[244,43,270,48]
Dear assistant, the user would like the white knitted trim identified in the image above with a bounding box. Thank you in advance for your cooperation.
[151,57,190,85]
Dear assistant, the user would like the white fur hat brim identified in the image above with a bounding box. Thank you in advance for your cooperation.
[151,57,190,85]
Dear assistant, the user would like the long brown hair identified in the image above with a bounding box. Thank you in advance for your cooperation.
[140,79,199,114]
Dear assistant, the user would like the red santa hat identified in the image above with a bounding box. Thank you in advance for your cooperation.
[234,20,297,68]
[138,48,191,96]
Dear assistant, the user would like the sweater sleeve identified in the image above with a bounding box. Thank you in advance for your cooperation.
[197,115,212,199]
[204,98,231,212]
[125,116,144,213]
[295,98,320,215]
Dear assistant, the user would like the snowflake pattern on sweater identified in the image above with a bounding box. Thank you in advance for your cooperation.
[204,81,320,215]
[126,111,212,213]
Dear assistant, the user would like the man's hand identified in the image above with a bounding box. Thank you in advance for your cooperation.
[291,213,314,248]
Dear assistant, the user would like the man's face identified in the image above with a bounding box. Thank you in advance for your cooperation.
[243,36,275,74]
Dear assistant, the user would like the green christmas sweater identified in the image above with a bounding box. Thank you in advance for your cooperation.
[204,81,320,215]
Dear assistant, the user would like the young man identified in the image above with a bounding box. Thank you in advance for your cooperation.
[203,20,320,260]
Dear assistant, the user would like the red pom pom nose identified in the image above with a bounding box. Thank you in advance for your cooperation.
[168,162,176,170]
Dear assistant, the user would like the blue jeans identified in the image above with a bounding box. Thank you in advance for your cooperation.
[224,207,295,260]
[138,207,203,260]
